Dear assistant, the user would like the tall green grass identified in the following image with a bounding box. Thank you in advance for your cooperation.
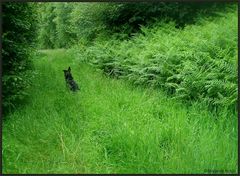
[3,50,237,174]
[73,9,237,110]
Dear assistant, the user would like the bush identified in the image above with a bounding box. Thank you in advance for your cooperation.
[2,2,37,115]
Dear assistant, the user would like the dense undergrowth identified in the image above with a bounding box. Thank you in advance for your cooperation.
[2,3,37,114]
[71,8,237,111]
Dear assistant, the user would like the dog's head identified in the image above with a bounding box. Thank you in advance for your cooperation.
[63,67,72,79]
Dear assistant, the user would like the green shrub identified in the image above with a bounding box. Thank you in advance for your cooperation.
[2,2,37,115]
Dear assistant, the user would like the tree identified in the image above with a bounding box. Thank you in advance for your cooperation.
[2,2,37,115]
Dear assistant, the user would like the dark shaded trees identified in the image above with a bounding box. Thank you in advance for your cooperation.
[2,2,37,115]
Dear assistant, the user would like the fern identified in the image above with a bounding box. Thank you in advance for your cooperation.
[76,9,237,111]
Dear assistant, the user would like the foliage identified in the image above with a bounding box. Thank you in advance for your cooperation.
[37,3,57,49]
[75,9,237,111]
[2,2,37,115]
[99,2,230,34]
[37,2,231,48]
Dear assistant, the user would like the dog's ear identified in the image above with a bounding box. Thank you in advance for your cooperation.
[68,67,71,71]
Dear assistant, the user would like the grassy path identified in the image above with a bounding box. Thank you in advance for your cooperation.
[3,50,237,174]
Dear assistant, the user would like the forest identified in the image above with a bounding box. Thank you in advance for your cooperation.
[2,2,238,174]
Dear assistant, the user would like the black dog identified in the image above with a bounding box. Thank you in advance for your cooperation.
[63,67,80,92]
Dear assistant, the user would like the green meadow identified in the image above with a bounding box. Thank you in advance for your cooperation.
[3,50,237,174]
